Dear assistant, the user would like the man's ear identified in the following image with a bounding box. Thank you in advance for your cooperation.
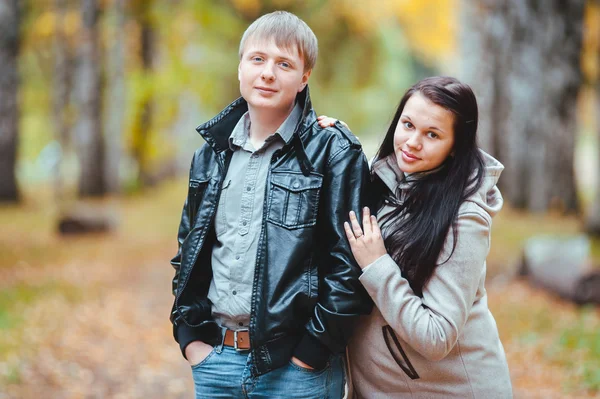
[299,69,312,92]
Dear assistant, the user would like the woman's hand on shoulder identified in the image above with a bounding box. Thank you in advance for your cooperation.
[344,207,388,269]
[317,115,349,129]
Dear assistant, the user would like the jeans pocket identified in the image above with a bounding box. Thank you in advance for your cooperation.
[190,346,217,370]
[288,359,329,375]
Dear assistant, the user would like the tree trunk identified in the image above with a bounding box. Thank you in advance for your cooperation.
[75,0,106,197]
[461,0,585,213]
[459,1,507,159]
[131,0,155,187]
[0,0,20,202]
[104,0,126,193]
[53,0,75,203]
[138,20,154,186]
[586,82,600,235]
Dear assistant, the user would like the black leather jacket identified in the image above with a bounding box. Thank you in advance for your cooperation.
[170,87,372,375]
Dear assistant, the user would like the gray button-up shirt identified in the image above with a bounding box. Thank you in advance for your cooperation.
[208,103,302,330]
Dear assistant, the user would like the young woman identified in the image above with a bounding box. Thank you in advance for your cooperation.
[318,76,512,398]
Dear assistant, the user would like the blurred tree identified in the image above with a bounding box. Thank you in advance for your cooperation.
[74,0,106,196]
[53,0,76,202]
[462,0,585,213]
[585,1,600,235]
[587,80,600,235]
[104,0,126,193]
[130,0,155,187]
[0,0,21,202]
[173,0,419,140]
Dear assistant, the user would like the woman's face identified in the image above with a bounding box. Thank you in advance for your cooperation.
[393,92,455,174]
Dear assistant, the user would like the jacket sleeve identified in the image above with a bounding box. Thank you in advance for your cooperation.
[292,138,373,369]
[170,154,194,298]
[358,211,491,361]
[169,151,208,358]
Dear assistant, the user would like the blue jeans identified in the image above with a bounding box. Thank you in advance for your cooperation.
[191,342,345,399]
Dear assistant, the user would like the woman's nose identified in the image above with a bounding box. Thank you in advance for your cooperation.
[406,133,421,150]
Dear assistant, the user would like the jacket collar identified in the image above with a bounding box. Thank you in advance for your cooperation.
[196,86,315,153]
[372,153,446,192]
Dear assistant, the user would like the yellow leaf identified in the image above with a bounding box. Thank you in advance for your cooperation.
[34,11,56,39]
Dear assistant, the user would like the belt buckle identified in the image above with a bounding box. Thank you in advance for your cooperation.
[234,328,249,352]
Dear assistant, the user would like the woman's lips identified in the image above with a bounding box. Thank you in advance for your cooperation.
[401,150,420,163]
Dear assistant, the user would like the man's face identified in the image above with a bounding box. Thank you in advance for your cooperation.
[238,38,311,115]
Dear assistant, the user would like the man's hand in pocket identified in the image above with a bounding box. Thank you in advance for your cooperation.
[186,341,214,366]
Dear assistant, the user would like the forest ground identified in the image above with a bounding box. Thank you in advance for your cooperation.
[0,179,598,399]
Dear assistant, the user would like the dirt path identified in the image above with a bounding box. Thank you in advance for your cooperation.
[1,251,597,398]
[1,254,194,399]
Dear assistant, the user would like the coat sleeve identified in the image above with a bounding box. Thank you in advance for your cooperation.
[292,137,373,369]
[358,211,491,361]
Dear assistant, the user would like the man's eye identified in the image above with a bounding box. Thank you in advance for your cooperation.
[252,56,263,62]
[280,62,290,68]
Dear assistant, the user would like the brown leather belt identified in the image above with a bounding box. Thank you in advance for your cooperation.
[223,329,251,351]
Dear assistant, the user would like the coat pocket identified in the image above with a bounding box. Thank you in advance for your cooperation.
[267,171,323,229]
[382,325,420,380]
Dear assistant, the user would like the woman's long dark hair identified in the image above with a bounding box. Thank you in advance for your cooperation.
[374,76,485,297]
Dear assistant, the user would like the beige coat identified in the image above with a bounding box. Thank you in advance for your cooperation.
[347,151,512,398]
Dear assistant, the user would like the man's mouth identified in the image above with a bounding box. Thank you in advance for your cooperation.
[255,86,277,93]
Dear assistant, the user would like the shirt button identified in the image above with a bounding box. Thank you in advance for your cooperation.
[236,255,240,260]
[246,187,251,191]
[242,221,247,226]
[232,290,237,295]
[293,182,300,189]
[238,322,244,327]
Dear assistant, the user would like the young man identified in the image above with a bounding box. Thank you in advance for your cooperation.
[169,11,371,398]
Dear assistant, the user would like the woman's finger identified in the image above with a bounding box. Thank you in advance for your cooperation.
[349,210,364,238]
[344,222,356,244]
[317,115,337,127]
[371,215,382,237]
[362,207,372,235]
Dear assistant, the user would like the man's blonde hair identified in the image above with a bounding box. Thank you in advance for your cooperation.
[239,11,318,72]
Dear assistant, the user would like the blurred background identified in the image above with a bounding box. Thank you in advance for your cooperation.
[0,0,599,398]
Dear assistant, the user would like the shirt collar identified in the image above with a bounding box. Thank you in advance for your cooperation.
[228,102,302,150]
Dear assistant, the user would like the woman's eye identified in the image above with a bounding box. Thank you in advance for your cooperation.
[427,131,438,139]
[403,122,413,129]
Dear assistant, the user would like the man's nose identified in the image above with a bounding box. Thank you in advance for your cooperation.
[261,62,276,81]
